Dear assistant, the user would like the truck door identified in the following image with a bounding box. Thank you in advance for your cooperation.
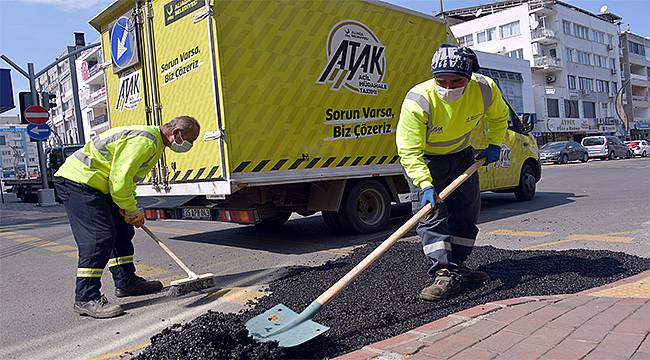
[141,0,226,189]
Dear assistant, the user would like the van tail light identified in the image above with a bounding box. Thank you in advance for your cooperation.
[604,142,609,151]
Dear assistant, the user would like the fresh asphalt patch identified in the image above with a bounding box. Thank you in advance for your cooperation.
[136,242,650,359]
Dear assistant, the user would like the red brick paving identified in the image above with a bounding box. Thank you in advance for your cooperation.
[335,271,650,360]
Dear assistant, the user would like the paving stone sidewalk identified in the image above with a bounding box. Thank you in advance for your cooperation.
[338,270,650,360]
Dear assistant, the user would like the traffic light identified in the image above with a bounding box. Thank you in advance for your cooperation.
[40,92,56,110]
[18,91,34,124]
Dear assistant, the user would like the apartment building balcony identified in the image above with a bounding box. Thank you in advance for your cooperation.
[531,28,558,45]
[85,64,104,86]
[532,56,562,73]
[529,0,556,16]
[632,95,649,107]
[82,87,107,109]
[89,114,108,129]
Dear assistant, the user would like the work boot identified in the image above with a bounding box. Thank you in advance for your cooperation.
[458,263,490,284]
[420,268,461,301]
[74,295,124,318]
[115,276,163,297]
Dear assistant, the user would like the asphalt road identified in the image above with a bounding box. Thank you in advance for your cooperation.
[0,157,648,360]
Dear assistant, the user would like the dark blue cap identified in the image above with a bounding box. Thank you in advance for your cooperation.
[431,44,480,79]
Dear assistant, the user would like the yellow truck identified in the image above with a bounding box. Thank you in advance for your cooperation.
[89,0,540,233]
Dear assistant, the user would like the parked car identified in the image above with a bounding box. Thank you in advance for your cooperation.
[625,140,650,157]
[581,136,631,160]
[539,141,589,164]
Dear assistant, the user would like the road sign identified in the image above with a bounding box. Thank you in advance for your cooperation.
[0,127,26,132]
[110,15,138,71]
[26,123,51,141]
[24,105,49,124]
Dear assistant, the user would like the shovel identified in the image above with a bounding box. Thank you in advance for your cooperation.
[245,159,485,347]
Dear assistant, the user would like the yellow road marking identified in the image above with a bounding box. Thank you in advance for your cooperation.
[491,229,552,237]
[567,234,634,243]
[521,233,636,250]
[1,233,35,239]
[44,244,78,252]
[590,278,650,298]
[8,236,42,243]
[135,263,168,277]
[521,238,576,250]
[87,342,150,360]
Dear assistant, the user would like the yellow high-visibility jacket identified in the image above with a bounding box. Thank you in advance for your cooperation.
[396,73,509,190]
[55,125,164,213]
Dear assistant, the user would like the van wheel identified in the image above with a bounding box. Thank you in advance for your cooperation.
[338,180,391,234]
[607,151,614,160]
[514,164,536,201]
[643,151,647,157]
[580,153,589,162]
[255,211,291,228]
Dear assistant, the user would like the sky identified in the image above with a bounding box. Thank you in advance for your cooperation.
[1,0,649,116]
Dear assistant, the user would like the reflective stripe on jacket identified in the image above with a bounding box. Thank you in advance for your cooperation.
[55,125,164,213]
[396,73,509,189]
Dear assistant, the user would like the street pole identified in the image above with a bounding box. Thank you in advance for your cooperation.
[67,45,85,143]
[28,63,56,206]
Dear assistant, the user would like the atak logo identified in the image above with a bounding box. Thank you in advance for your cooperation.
[317,20,388,96]
[115,71,142,112]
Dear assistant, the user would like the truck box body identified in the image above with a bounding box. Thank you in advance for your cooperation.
[91,0,451,196]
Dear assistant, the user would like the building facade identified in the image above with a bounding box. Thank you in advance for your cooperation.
[0,115,39,178]
[76,44,109,140]
[620,31,650,140]
[446,0,622,144]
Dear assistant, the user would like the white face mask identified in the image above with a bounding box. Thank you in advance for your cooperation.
[436,84,466,102]
[170,133,193,153]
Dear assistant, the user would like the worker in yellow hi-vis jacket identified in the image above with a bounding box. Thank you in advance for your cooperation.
[54,116,200,318]
[396,44,509,302]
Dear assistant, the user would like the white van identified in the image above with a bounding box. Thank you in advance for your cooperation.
[581,136,630,160]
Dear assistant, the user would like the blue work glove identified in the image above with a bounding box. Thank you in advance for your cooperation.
[420,186,437,208]
[476,144,501,166]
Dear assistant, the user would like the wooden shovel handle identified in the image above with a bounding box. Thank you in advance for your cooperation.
[314,158,485,306]
[141,224,197,278]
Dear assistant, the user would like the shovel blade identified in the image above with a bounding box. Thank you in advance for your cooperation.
[245,304,329,347]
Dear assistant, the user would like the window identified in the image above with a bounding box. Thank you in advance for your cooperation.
[565,47,574,62]
[610,58,616,70]
[476,27,496,43]
[458,34,473,47]
[594,55,606,68]
[611,82,617,93]
[564,99,580,118]
[608,34,614,46]
[583,101,596,118]
[576,50,591,65]
[499,21,520,39]
[505,49,524,59]
[568,75,576,89]
[0,135,5,146]
[573,23,590,40]
[628,41,646,56]
[578,77,593,91]
[547,99,560,117]
[563,20,572,35]
[596,80,609,93]
[591,30,605,44]
[600,103,609,116]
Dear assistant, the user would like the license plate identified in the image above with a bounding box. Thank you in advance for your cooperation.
[182,208,211,220]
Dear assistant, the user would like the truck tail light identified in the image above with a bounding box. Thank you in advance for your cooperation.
[218,209,260,224]
[144,209,169,220]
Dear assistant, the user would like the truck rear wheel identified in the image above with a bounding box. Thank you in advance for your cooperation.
[255,211,292,228]
[338,180,391,234]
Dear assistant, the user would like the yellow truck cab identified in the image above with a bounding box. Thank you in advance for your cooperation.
[89,0,540,234]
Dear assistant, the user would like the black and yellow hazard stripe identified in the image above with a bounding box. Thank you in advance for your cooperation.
[232,155,401,173]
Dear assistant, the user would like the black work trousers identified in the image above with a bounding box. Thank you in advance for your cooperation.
[54,178,137,301]
[407,147,481,276]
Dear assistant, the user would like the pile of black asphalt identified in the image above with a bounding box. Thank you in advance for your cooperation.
[136,242,650,359]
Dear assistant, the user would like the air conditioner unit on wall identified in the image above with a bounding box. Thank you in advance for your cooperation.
[607,44,613,51]
[545,75,556,83]
[579,89,588,95]
[610,68,617,75]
